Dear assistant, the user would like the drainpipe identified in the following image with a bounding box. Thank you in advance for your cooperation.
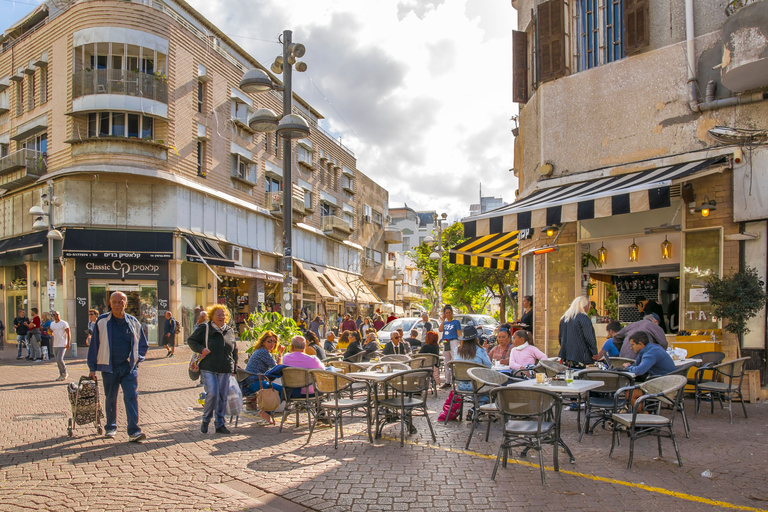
[686,0,768,112]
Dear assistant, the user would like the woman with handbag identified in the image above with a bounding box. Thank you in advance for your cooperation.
[243,330,284,424]
[187,304,238,435]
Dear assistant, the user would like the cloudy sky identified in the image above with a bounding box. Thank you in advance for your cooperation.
[3,0,518,222]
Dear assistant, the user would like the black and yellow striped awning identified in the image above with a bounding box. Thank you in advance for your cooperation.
[448,231,519,271]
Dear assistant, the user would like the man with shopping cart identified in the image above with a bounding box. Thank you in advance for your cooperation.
[87,291,149,443]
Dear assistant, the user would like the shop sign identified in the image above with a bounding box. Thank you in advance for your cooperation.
[64,250,171,260]
[518,228,533,240]
[82,260,163,280]
[258,292,265,302]
[237,294,249,306]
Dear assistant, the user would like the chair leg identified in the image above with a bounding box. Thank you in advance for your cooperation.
[485,413,493,442]
[339,410,344,438]
[333,410,339,449]
[400,407,405,447]
[424,405,436,443]
[740,391,748,419]
[679,403,690,438]
[491,442,505,481]
[279,402,290,432]
[627,428,636,470]
[670,426,683,467]
[465,397,480,450]
[307,405,317,444]
[578,410,590,443]
[553,429,559,473]
[366,406,373,443]
[536,437,545,485]
[657,433,663,458]
[609,423,617,458]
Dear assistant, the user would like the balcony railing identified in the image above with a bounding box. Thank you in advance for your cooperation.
[0,149,46,190]
[321,215,353,234]
[72,69,168,104]
[265,191,304,215]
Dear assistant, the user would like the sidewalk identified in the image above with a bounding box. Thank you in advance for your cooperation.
[0,344,766,511]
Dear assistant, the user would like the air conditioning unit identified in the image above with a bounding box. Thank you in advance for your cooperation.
[385,215,392,223]
[364,214,371,223]
[229,246,243,266]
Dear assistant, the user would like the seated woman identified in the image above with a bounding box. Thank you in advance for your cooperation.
[507,330,548,370]
[452,326,492,391]
[243,331,285,424]
[304,331,326,361]
[342,331,363,361]
[418,331,441,356]
[486,324,513,364]
[362,331,381,361]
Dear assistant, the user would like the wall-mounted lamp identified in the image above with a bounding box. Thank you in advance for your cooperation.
[0,284,4,290]
[207,283,212,289]
[628,238,639,262]
[597,242,608,264]
[32,281,38,287]
[170,279,175,286]
[542,224,560,237]
[661,236,672,259]
[695,196,717,217]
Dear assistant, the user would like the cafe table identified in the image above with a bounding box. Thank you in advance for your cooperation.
[348,369,413,438]
[502,379,605,463]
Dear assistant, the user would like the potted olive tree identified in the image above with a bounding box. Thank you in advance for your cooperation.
[705,266,767,344]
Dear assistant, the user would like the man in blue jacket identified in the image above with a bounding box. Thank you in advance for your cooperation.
[623,331,676,380]
[88,291,149,442]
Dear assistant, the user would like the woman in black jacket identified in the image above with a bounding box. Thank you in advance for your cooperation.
[187,304,238,435]
[557,296,597,368]
[343,331,363,361]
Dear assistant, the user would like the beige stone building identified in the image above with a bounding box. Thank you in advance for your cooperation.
[0,0,391,346]
[457,0,768,384]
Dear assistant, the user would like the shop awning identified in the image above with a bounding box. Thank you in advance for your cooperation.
[295,261,381,304]
[463,156,728,238]
[295,261,336,299]
[63,229,173,259]
[0,231,48,257]
[184,236,235,267]
[449,231,519,271]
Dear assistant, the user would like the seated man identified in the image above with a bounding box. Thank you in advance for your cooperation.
[283,336,324,397]
[383,331,410,355]
[593,320,623,361]
[622,332,676,380]
[405,329,421,350]
[324,332,336,353]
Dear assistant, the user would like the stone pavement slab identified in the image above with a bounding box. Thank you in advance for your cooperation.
[0,344,766,511]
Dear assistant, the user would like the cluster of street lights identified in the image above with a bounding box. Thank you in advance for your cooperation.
[424,212,447,313]
[239,30,309,315]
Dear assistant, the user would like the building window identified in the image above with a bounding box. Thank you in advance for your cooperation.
[343,211,354,229]
[232,100,248,125]
[372,210,383,225]
[403,237,411,252]
[1,143,9,158]
[297,145,312,168]
[22,132,47,154]
[363,204,372,222]
[576,0,624,71]
[303,189,313,210]
[87,112,154,139]
[197,141,206,177]
[27,72,35,111]
[16,81,23,117]
[320,202,335,217]
[265,175,282,193]
[197,81,205,113]
[231,154,256,183]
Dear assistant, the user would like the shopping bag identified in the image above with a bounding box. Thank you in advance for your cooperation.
[438,390,462,421]
[226,375,243,417]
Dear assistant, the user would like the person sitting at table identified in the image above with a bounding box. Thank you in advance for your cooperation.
[362,331,381,361]
[452,326,492,391]
[243,330,284,424]
[419,330,442,385]
[343,331,364,361]
[383,330,410,355]
[593,320,623,361]
[614,314,668,359]
[405,329,421,350]
[283,336,325,371]
[622,332,676,381]
[508,330,548,370]
[304,331,326,361]
[486,324,513,363]
[324,332,337,353]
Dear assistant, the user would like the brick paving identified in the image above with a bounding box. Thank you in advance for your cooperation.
[0,342,767,511]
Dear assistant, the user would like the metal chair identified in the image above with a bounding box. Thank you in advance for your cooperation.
[536,359,567,378]
[345,351,367,363]
[411,353,440,394]
[651,361,697,437]
[465,367,512,449]
[407,358,426,369]
[445,361,486,424]
[309,370,373,449]
[605,356,636,370]
[367,362,410,372]
[687,351,726,387]
[491,386,562,484]
[322,354,344,363]
[278,368,318,437]
[694,357,750,424]
[328,361,368,397]
[381,354,410,362]
[609,375,686,470]
[577,370,634,442]
[376,369,436,446]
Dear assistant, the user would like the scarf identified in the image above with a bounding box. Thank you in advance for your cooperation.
[513,342,529,351]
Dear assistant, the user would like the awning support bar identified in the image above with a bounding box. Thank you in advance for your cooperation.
[182,235,222,282]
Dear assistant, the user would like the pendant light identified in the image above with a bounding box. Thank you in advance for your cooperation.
[597,242,608,264]
[628,238,639,262]
[661,236,672,259]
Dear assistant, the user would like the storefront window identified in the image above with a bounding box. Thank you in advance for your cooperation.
[546,245,576,355]
[181,262,207,334]
[5,265,27,329]
[683,229,721,332]
[89,284,158,344]
[218,276,248,331]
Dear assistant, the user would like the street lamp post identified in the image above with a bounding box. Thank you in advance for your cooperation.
[240,30,309,317]
[427,212,447,313]
[29,180,66,354]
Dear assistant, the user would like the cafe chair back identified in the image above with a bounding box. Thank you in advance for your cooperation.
[694,356,750,424]
[328,361,364,374]
[345,351,367,363]
[279,367,318,436]
[576,370,635,442]
[536,359,567,378]
[381,354,410,362]
[411,353,440,394]
[445,361,486,424]
[609,375,686,470]
[651,361,697,437]
[368,362,410,372]
[687,351,726,387]
[377,369,436,446]
[465,368,512,449]
[309,370,373,449]
[491,386,562,484]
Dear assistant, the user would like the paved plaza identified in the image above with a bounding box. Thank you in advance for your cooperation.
[0,343,766,512]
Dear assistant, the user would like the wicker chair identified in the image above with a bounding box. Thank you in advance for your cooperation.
[345,351,367,363]
[609,375,686,470]
[536,359,567,378]
[381,354,411,362]
[411,353,440,394]
[651,361,697,437]
[694,357,750,424]
[376,369,436,446]
[367,362,410,372]
[491,387,562,484]
[408,358,426,369]
[279,368,318,437]
[309,370,373,449]
[465,368,512,449]
[687,351,726,387]
[445,361,486,424]
[328,361,368,398]
[577,370,635,442]
[605,356,636,370]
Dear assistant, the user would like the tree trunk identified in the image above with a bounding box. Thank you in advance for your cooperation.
[499,292,506,323]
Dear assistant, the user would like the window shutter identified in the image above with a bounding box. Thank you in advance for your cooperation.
[512,30,529,103]
[624,0,650,55]
[537,0,566,83]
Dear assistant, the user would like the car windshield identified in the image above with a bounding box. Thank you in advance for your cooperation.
[458,315,498,327]
[380,319,416,332]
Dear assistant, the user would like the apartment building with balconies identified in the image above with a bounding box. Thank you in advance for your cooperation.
[0,0,386,345]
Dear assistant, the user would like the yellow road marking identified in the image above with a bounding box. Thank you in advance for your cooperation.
[380,436,767,512]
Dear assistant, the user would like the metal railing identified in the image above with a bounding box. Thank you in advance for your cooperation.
[72,69,168,104]
[0,149,46,176]
[265,192,304,213]
[321,215,353,233]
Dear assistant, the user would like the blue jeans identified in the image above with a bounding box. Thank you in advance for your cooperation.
[102,362,141,435]
[17,335,29,358]
[201,370,229,428]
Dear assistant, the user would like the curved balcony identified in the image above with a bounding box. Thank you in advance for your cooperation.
[721,1,768,92]
[71,69,168,117]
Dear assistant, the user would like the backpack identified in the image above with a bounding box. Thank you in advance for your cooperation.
[174,319,181,335]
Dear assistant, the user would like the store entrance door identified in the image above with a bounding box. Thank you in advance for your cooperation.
[89,283,159,345]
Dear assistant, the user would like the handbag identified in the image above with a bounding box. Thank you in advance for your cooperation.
[255,373,281,412]
[437,390,462,421]
[188,323,209,381]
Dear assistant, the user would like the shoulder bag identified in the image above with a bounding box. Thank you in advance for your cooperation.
[188,323,209,381]
[255,373,281,412]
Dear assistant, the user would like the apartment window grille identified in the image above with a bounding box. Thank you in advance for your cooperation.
[27,72,35,111]
[197,81,205,113]
[39,66,48,104]
[197,141,206,177]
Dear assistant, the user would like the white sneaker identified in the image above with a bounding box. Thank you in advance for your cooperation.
[55,375,65,382]
[128,432,147,443]
[105,430,117,438]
